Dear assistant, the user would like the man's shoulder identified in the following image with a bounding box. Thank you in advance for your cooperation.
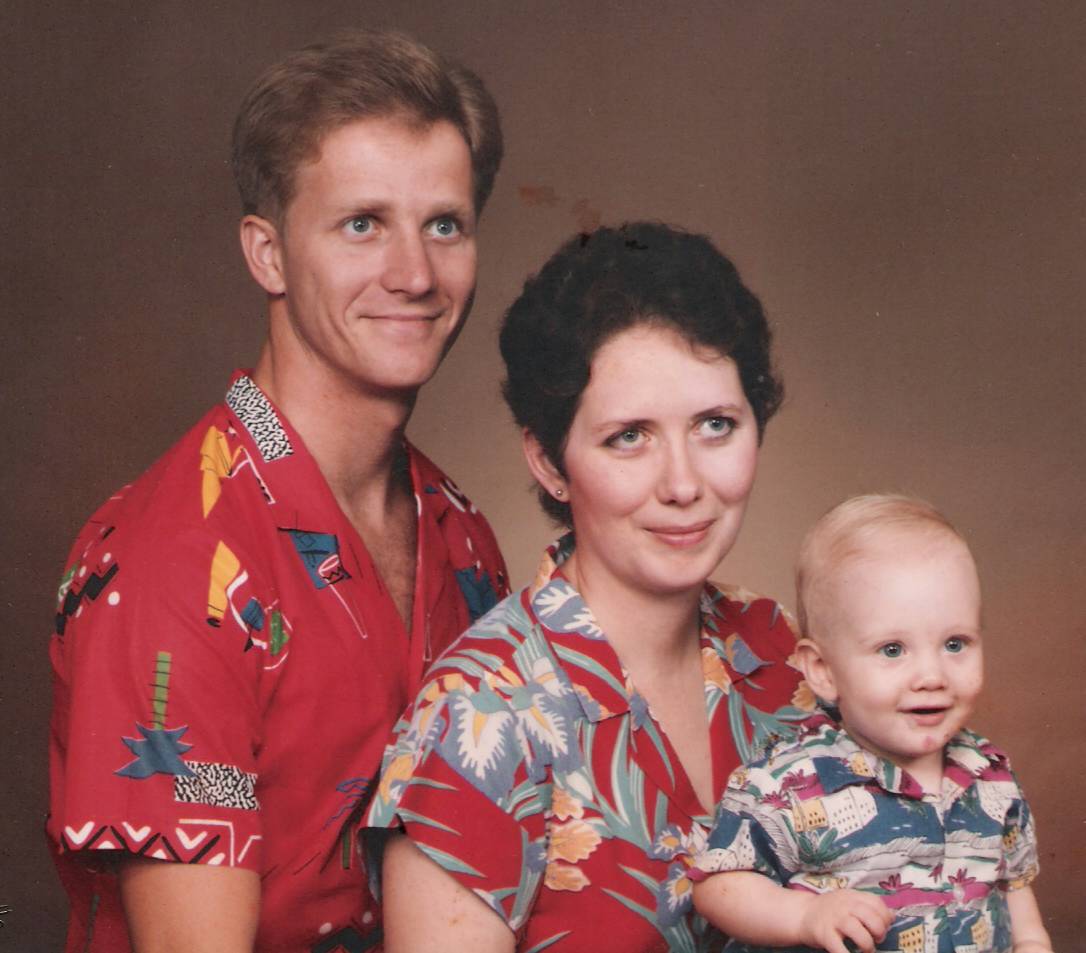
[61,396,269,571]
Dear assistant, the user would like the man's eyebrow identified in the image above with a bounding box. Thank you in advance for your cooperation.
[330,199,475,220]
[428,199,475,220]
[332,199,391,216]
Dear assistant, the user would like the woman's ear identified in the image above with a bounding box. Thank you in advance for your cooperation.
[522,429,567,503]
[795,638,838,704]
[239,214,287,295]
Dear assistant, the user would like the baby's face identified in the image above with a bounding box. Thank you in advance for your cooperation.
[813,532,984,783]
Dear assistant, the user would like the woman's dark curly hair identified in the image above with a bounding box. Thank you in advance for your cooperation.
[500,221,784,526]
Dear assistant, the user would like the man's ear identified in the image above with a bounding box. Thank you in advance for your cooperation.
[795,638,838,704]
[521,429,567,503]
[239,214,287,295]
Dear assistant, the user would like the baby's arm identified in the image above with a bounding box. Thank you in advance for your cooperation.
[692,870,893,953]
[1007,886,1053,953]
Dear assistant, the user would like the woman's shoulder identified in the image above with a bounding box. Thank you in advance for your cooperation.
[703,581,800,658]
[427,586,540,677]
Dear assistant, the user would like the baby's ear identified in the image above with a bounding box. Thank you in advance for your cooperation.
[795,638,838,704]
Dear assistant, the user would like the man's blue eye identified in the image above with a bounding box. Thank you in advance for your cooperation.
[431,218,459,237]
[879,643,904,658]
[347,217,372,234]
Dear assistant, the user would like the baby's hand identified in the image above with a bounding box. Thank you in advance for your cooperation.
[798,889,894,953]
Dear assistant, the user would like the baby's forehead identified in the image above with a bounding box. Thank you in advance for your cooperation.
[825,521,971,574]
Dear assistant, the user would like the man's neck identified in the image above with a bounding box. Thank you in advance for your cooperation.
[251,339,417,519]
[251,339,422,629]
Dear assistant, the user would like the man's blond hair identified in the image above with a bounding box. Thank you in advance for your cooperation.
[231,28,503,224]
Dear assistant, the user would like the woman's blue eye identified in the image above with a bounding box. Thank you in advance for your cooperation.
[945,637,965,653]
[702,416,734,436]
[608,428,644,448]
[879,643,904,658]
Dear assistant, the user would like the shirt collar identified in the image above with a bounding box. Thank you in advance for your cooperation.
[526,534,773,725]
[222,370,434,528]
[799,712,1006,799]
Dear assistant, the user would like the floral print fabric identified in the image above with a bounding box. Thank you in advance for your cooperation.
[692,713,1039,953]
[369,535,812,952]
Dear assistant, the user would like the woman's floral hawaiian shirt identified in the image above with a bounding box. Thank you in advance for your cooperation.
[368,537,814,952]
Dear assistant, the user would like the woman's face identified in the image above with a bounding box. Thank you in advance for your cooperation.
[559,323,760,603]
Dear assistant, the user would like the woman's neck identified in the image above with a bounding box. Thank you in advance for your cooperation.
[563,551,703,671]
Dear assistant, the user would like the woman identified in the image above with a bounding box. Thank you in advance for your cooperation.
[369,223,814,952]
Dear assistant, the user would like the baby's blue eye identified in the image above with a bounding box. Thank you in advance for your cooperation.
[945,637,965,653]
[879,642,904,658]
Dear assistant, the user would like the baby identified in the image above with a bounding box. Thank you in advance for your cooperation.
[691,495,1052,953]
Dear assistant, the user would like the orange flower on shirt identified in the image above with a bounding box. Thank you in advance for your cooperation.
[424,672,467,703]
[545,861,591,892]
[791,680,817,711]
[551,786,585,821]
[548,819,601,863]
[701,646,733,693]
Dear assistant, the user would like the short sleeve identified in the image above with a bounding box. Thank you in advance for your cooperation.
[49,520,266,871]
[689,764,798,886]
[1001,782,1040,891]
[368,665,551,932]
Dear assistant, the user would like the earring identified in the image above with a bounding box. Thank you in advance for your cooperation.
[554,487,565,499]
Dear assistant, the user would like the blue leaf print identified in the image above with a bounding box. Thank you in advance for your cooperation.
[531,580,606,639]
[437,683,522,804]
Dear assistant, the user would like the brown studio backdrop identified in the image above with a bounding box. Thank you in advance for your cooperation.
[3,2,1083,949]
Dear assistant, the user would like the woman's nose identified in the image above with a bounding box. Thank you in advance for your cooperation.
[658,441,702,505]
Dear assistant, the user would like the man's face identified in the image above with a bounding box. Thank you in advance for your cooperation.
[271,116,477,396]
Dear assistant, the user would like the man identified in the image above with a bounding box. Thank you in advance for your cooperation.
[48,29,507,952]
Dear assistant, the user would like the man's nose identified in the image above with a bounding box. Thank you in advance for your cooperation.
[382,230,436,297]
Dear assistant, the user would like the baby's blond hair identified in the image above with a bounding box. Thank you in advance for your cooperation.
[796,494,969,640]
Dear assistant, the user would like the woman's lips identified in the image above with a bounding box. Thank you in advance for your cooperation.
[647,520,714,547]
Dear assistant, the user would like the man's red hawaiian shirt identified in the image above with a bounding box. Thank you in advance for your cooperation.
[48,372,507,952]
